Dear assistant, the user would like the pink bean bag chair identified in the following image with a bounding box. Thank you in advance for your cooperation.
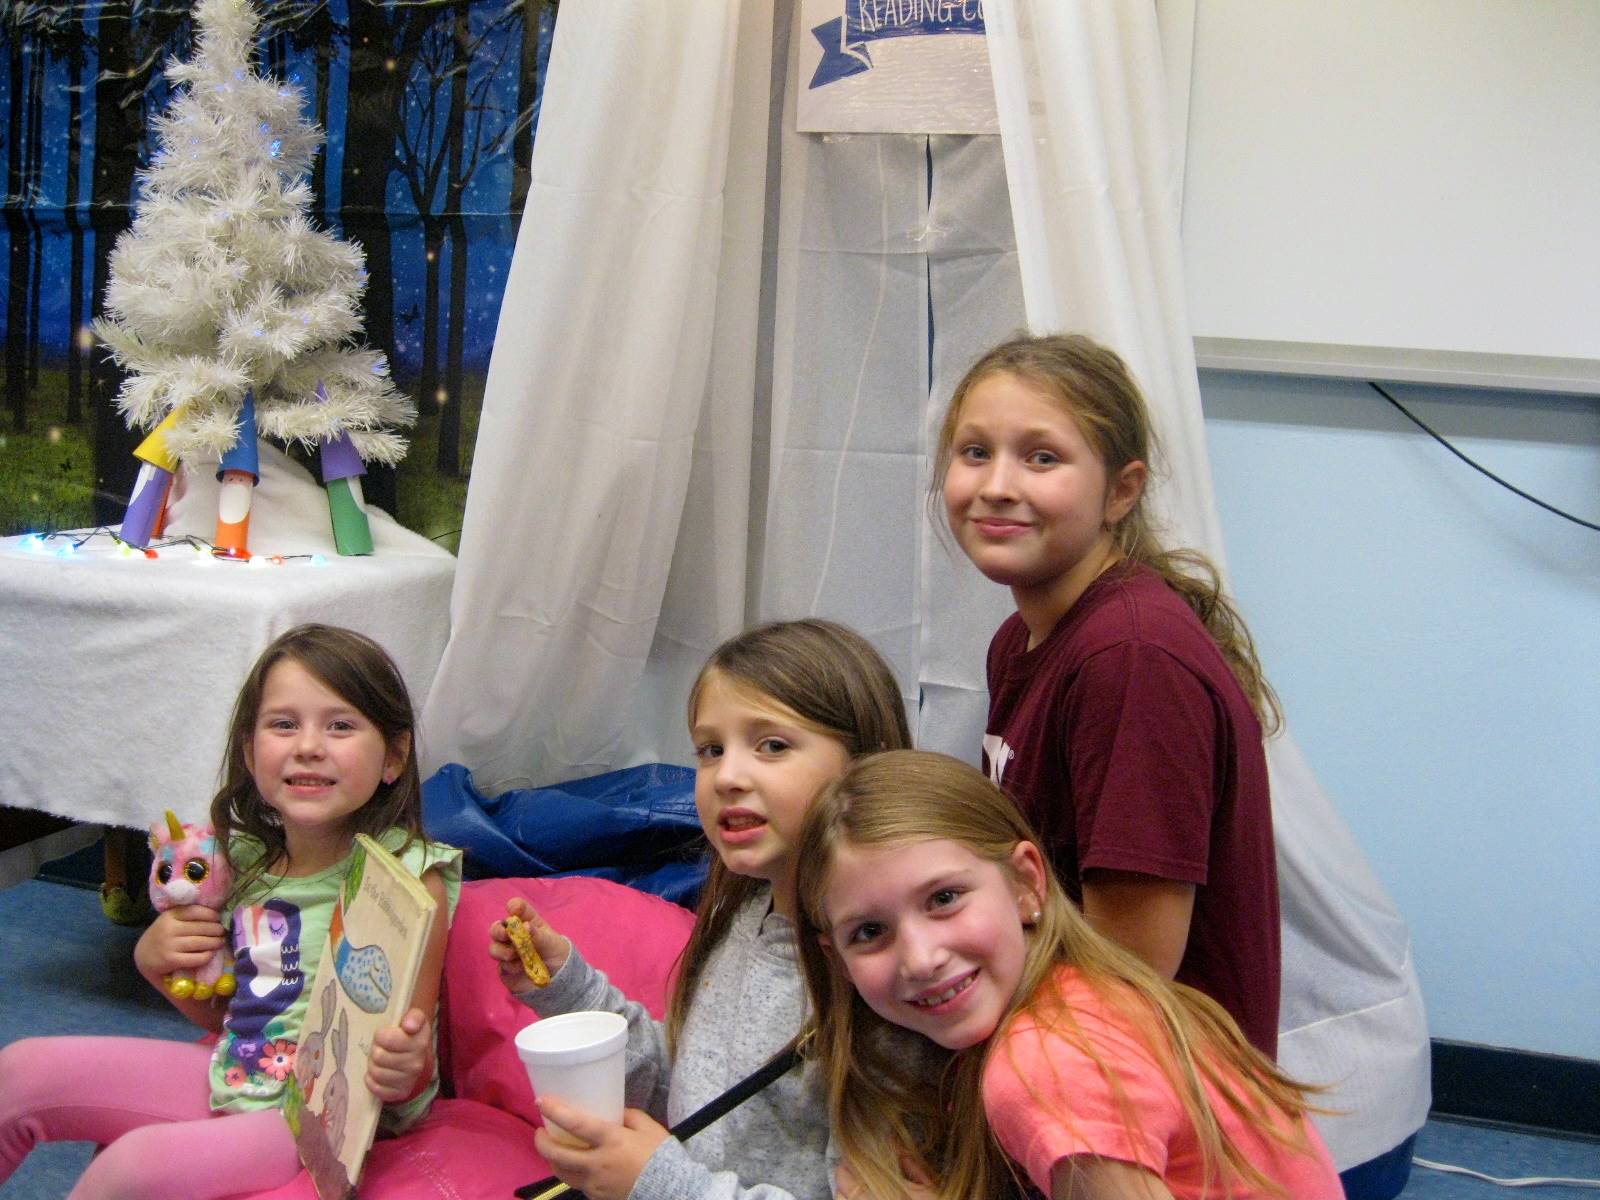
[245,874,696,1200]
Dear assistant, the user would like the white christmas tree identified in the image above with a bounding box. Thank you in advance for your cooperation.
[94,0,413,469]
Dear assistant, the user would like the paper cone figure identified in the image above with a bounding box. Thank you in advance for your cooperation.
[215,391,260,558]
[316,382,374,556]
[121,410,183,548]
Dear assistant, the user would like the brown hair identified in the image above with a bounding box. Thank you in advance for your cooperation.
[795,751,1321,1200]
[934,333,1281,734]
[211,623,426,902]
[667,619,913,1051]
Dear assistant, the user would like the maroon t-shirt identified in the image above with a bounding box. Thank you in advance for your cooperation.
[983,563,1280,1056]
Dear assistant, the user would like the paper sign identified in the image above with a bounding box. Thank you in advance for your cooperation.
[798,0,998,134]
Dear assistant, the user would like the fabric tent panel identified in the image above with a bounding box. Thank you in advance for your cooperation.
[762,451,922,623]
[926,135,1023,257]
[914,682,996,767]
[614,0,781,769]
[765,257,931,457]
[522,5,744,196]
[421,0,765,789]
[760,30,930,651]
[773,135,935,258]
[916,137,1029,751]
[764,35,928,475]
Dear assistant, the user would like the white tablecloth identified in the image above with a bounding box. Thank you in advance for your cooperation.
[0,443,455,829]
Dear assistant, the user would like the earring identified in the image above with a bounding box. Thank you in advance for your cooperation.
[1030,907,1042,924]
[382,772,396,785]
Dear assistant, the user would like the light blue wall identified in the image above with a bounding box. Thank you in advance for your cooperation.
[1201,371,1600,1062]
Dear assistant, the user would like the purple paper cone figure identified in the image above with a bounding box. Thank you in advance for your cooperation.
[316,382,374,556]
[215,391,260,558]
[121,410,183,548]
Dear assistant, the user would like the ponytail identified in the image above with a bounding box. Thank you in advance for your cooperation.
[1124,545,1282,736]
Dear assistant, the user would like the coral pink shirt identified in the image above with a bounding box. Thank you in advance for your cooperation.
[983,967,1341,1199]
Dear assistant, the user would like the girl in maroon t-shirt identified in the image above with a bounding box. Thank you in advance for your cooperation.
[933,332,1284,1057]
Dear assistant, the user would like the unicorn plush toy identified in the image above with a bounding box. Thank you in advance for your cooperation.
[148,810,237,1000]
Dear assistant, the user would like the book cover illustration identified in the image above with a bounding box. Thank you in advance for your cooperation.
[284,835,439,1199]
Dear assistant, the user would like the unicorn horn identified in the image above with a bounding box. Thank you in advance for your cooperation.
[165,810,186,840]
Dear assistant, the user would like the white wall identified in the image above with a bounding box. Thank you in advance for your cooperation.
[1201,370,1600,1061]
[1181,0,1600,363]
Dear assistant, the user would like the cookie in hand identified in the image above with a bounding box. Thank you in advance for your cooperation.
[503,914,551,987]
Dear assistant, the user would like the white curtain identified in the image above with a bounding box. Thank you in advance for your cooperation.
[426,0,1429,1170]
[753,19,932,701]
[422,1,774,785]
[981,0,1430,1168]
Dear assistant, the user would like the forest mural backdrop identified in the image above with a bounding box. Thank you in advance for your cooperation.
[0,0,557,547]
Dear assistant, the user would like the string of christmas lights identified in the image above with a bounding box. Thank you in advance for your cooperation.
[12,527,329,567]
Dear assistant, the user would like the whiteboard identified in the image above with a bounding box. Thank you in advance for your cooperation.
[1178,1,1600,392]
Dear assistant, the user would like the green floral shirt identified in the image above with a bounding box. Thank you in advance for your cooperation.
[208,828,462,1132]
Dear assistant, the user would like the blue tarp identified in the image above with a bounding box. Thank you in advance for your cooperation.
[422,762,710,907]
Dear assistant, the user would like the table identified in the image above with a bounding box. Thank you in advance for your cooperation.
[0,443,456,830]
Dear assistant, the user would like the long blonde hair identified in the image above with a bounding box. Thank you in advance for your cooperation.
[795,751,1320,1200]
[666,619,913,1052]
[934,333,1281,734]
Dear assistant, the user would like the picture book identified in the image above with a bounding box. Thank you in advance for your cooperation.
[283,834,440,1200]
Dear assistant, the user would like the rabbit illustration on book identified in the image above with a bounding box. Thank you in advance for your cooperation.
[284,999,354,1200]
[293,983,338,1104]
[321,1008,351,1159]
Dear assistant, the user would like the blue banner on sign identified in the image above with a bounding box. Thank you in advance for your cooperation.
[810,1,986,89]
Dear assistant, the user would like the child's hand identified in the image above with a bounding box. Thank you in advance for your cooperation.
[489,897,571,995]
[533,1100,669,1200]
[134,905,226,982]
[366,1007,435,1104]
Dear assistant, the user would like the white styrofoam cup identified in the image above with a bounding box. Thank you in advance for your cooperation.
[514,1011,628,1146]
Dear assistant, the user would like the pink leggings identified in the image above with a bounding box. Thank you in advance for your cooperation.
[0,1036,303,1199]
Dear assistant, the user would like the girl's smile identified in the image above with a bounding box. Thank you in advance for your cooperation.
[908,968,978,1010]
[824,838,1045,1050]
[244,659,407,862]
[971,517,1032,537]
[943,371,1145,637]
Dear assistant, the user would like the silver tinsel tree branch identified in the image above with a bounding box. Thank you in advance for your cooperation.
[93,0,414,466]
